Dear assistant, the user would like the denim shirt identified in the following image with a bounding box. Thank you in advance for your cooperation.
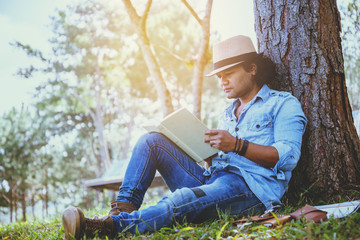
[204,84,307,211]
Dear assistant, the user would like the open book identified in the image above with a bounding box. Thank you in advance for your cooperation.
[143,107,219,162]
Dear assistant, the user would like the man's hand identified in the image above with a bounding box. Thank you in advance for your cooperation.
[204,129,236,152]
[204,130,280,168]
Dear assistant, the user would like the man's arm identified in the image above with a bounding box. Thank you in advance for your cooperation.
[204,129,279,168]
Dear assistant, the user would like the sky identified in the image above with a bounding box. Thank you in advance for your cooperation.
[0,0,256,115]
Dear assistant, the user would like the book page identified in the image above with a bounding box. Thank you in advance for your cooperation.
[159,108,219,162]
[142,107,219,162]
[142,125,159,132]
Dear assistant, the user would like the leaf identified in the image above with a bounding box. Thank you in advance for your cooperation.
[216,221,229,240]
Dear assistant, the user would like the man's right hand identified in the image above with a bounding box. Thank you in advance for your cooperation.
[204,129,236,152]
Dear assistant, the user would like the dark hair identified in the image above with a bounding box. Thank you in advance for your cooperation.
[241,53,277,86]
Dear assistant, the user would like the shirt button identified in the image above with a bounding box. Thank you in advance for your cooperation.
[256,124,260,128]
[235,127,239,131]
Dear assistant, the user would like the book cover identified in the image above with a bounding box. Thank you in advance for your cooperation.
[315,200,360,219]
[143,107,219,162]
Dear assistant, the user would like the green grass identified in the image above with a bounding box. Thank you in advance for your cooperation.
[1,208,359,240]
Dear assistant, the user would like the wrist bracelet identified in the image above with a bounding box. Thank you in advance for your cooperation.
[234,137,239,153]
[236,138,242,153]
[239,139,249,156]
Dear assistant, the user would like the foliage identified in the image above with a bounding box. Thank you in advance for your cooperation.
[13,0,221,171]
[3,0,227,223]
[0,107,47,183]
[14,0,163,174]
[1,204,359,240]
[6,0,359,227]
[0,106,100,222]
[0,107,49,220]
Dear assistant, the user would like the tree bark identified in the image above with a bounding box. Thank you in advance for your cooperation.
[122,0,174,116]
[254,0,360,201]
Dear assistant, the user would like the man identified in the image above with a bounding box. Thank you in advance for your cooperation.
[62,35,307,239]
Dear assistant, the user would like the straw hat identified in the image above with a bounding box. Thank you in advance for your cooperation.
[206,35,257,77]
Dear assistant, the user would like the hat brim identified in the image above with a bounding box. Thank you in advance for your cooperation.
[205,61,245,77]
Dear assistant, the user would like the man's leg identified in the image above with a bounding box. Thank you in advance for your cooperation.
[116,132,207,209]
[111,171,265,234]
[63,132,209,239]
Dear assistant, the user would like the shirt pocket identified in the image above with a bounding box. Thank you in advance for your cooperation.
[246,119,274,144]
[248,119,272,131]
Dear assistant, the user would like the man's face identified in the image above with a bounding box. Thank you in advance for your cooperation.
[216,64,257,99]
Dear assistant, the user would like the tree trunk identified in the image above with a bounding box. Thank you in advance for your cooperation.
[45,187,49,217]
[193,0,212,120]
[73,62,111,172]
[122,0,174,117]
[14,189,17,222]
[21,188,26,222]
[181,0,213,119]
[121,112,135,160]
[7,181,20,222]
[31,192,36,219]
[254,0,360,201]
[45,170,49,217]
[138,34,174,116]
[9,186,13,223]
[93,59,111,171]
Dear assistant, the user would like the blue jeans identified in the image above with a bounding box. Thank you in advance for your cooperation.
[111,133,264,233]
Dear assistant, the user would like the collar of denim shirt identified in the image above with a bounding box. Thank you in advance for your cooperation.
[224,84,272,119]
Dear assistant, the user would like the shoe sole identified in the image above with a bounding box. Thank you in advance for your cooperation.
[62,207,85,240]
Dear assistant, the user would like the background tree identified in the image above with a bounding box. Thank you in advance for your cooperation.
[122,0,213,118]
[180,0,213,119]
[0,107,48,222]
[122,0,175,116]
[14,0,141,173]
[15,0,217,173]
[3,0,225,222]
[0,105,102,222]
[253,0,360,202]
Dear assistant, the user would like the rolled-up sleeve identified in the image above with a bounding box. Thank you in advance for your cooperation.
[271,97,307,179]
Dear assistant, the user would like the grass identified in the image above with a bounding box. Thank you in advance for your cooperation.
[1,206,359,240]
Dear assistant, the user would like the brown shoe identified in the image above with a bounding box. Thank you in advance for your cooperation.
[62,207,115,240]
[109,201,138,215]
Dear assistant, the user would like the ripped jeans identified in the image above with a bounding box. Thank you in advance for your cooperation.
[111,132,264,233]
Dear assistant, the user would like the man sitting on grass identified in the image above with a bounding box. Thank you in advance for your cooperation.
[62,35,307,239]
